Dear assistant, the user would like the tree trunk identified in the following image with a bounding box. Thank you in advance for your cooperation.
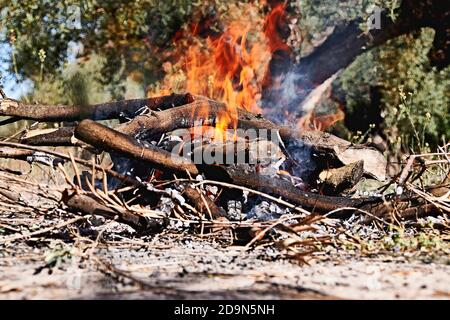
[263,0,450,108]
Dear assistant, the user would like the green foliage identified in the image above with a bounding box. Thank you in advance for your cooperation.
[27,54,110,105]
[291,0,401,55]
[0,0,160,95]
[0,0,251,97]
[337,28,450,154]
[376,30,450,152]
[0,0,84,80]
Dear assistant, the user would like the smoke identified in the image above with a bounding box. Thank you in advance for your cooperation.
[272,70,303,112]
[262,68,312,125]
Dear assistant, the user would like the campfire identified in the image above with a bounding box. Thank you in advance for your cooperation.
[0,88,442,226]
[0,3,446,258]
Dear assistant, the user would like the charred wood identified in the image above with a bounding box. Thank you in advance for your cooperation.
[201,164,380,217]
[118,100,386,180]
[20,127,80,146]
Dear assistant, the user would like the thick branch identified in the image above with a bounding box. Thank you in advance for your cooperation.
[0,146,64,166]
[0,146,35,159]
[20,127,80,146]
[117,99,230,138]
[75,119,199,176]
[200,164,379,216]
[0,93,194,122]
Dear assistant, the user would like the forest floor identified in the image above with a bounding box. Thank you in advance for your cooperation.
[0,229,449,300]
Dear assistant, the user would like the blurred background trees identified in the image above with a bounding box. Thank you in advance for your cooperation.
[0,0,448,158]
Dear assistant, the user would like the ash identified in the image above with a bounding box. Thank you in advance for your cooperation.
[246,200,290,221]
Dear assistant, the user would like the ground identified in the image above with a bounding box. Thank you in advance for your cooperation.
[0,232,448,300]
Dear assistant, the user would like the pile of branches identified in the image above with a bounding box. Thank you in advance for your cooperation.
[0,92,448,257]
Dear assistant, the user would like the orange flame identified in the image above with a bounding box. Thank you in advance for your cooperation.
[154,4,288,141]
[296,78,345,132]
[264,4,290,53]
[297,107,345,131]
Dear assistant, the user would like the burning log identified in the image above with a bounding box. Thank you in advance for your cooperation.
[117,99,227,138]
[0,88,387,180]
[74,119,199,176]
[0,93,194,122]
[0,91,435,226]
[118,98,386,180]
[74,109,384,218]
[201,164,379,217]
[241,120,387,181]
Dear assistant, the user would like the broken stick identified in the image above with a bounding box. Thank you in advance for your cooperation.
[319,160,364,194]
[62,191,160,231]
[182,187,227,219]
[20,127,80,146]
